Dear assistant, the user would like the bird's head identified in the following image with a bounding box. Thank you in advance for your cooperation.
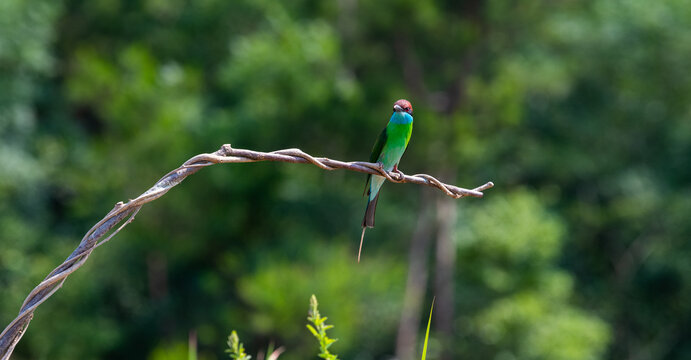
[393,99,413,115]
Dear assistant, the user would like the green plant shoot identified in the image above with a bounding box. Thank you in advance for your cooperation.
[226,331,251,360]
[306,295,339,360]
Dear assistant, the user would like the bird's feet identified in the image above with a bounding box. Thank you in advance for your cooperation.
[392,164,404,181]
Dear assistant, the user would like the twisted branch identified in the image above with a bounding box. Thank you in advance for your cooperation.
[0,145,493,359]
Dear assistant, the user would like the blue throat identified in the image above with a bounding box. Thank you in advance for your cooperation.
[390,111,413,124]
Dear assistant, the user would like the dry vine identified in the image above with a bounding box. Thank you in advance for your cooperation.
[0,144,493,359]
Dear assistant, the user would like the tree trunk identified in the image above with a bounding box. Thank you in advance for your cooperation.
[395,191,435,360]
[434,195,457,360]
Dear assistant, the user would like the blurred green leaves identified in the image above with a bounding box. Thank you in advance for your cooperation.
[459,190,564,272]
[476,292,610,360]
[237,245,404,359]
[458,191,610,360]
[0,0,59,191]
[68,45,203,141]
[2,0,691,359]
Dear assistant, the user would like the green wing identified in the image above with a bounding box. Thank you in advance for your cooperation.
[369,127,388,163]
[363,126,388,196]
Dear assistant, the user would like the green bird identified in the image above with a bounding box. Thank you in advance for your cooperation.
[359,99,414,261]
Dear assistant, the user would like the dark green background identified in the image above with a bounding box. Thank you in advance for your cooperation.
[1,0,690,359]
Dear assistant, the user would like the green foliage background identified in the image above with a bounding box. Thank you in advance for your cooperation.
[1,0,690,359]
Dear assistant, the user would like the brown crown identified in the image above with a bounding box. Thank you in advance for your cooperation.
[394,99,413,114]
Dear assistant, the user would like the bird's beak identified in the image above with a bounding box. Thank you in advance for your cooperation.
[393,104,404,112]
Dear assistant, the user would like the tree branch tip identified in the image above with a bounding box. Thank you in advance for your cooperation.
[480,182,495,191]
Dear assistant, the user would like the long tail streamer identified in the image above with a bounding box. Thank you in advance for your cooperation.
[358,228,366,262]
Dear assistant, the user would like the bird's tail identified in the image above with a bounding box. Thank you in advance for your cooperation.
[358,192,380,262]
[362,192,380,228]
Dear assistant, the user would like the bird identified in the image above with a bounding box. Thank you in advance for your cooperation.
[358,99,414,262]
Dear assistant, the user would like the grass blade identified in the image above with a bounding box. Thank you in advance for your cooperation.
[421,297,435,360]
